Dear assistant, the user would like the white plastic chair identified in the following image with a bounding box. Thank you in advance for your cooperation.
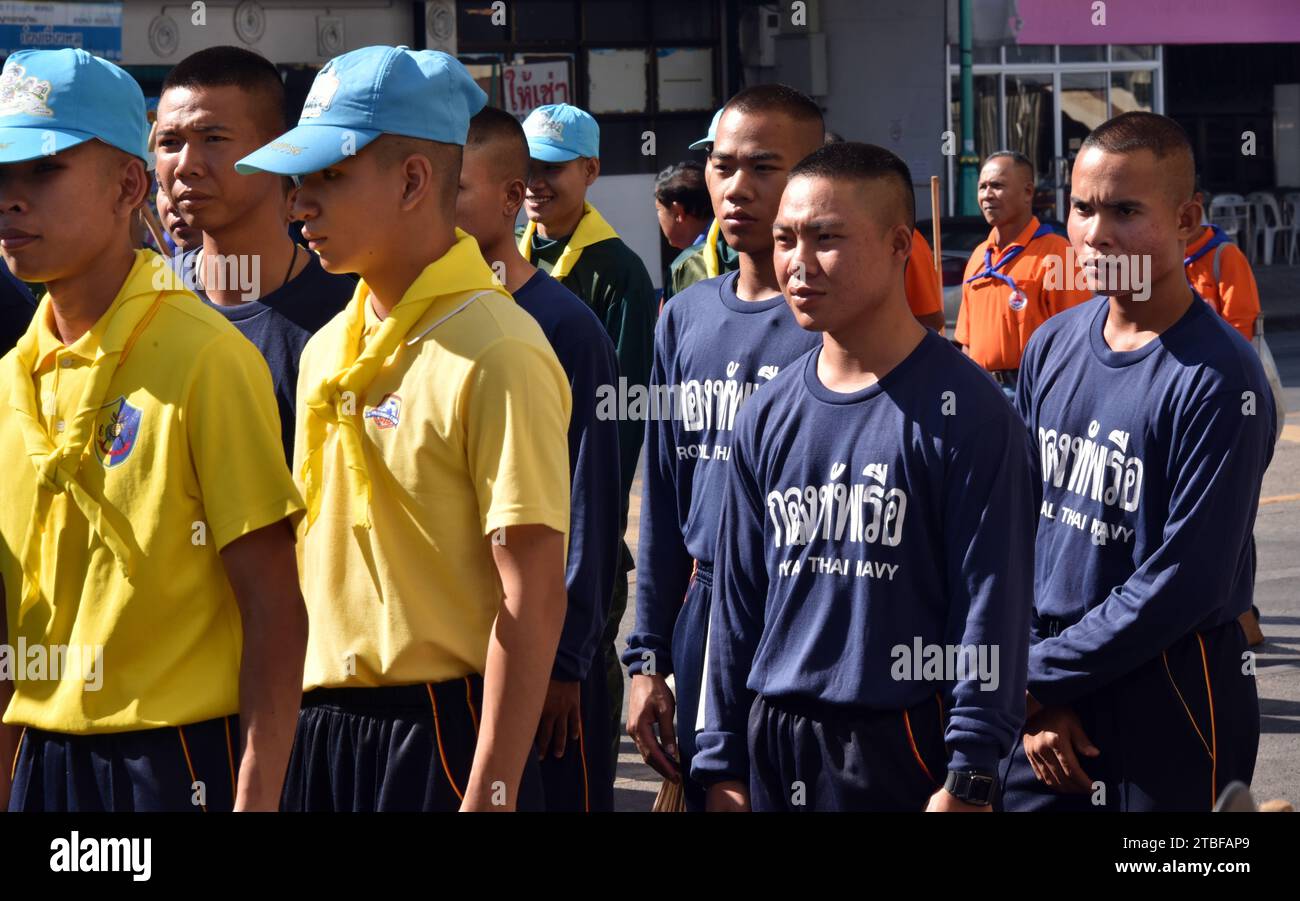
[1209,194,1251,259]
[1282,192,1300,265]
[1246,192,1286,265]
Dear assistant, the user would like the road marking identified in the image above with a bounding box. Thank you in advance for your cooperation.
[1260,493,1300,507]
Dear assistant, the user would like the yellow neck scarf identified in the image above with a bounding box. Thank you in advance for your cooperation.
[300,230,509,531]
[704,217,723,279]
[7,250,175,616]
[517,202,619,280]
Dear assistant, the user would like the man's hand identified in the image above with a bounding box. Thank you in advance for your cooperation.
[706,781,750,812]
[627,673,679,782]
[536,680,581,760]
[220,519,308,812]
[1022,705,1100,793]
[925,788,992,812]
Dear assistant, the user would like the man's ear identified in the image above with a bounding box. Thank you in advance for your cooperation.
[400,153,435,210]
[583,156,600,186]
[504,177,526,220]
[119,157,151,216]
[669,200,687,224]
[1175,195,1203,242]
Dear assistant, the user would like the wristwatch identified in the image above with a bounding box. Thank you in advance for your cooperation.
[943,769,996,806]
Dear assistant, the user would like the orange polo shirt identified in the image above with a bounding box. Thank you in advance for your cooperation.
[1184,226,1259,343]
[906,230,943,318]
[955,216,1091,371]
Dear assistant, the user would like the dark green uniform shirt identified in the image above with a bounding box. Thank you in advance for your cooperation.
[663,227,740,303]
[519,227,656,505]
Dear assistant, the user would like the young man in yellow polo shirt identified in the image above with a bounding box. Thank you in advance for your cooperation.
[0,49,307,812]
[956,151,1091,397]
[237,47,571,812]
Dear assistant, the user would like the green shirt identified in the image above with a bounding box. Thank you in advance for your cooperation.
[663,229,740,303]
[519,227,656,505]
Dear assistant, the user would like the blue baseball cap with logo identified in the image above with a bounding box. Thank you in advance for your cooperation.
[0,49,148,165]
[688,107,725,151]
[235,45,487,176]
[522,103,599,162]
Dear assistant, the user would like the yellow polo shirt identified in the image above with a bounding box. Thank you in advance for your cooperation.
[0,249,304,733]
[295,247,572,691]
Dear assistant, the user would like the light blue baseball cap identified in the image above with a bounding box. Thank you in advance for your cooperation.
[0,49,148,165]
[522,103,599,162]
[688,107,725,151]
[235,45,487,176]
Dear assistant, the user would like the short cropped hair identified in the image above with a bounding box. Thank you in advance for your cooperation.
[654,161,710,219]
[1080,111,1196,201]
[789,141,915,229]
[983,149,1035,183]
[722,83,825,138]
[161,45,287,137]
[467,105,530,183]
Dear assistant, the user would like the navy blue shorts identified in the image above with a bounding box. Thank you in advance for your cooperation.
[538,659,614,812]
[748,692,948,812]
[281,676,543,812]
[1000,618,1258,812]
[671,561,712,812]
[9,714,239,812]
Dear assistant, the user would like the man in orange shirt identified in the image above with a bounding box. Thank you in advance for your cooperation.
[1185,191,1266,646]
[956,151,1090,396]
[908,230,946,334]
[1184,196,1260,344]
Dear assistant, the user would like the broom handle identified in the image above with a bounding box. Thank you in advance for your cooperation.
[929,175,942,293]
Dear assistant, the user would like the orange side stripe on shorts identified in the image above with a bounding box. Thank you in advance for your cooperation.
[10,726,26,781]
[464,676,480,736]
[427,684,465,802]
[1197,634,1219,809]
[223,716,237,799]
[903,709,937,786]
[177,725,207,812]
[1162,650,1212,758]
[576,700,590,813]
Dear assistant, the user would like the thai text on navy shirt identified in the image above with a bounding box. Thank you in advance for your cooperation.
[513,270,622,681]
[174,248,355,463]
[1015,294,1275,706]
[622,271,820,678]
[693,331,1036,784]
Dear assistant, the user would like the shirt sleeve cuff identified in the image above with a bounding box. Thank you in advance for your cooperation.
[947,740,1002,774]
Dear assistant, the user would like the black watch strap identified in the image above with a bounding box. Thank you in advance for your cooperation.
[943,769,996,806]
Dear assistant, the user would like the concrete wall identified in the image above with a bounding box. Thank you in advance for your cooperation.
[121,0,414,67]
[819,0,949,220]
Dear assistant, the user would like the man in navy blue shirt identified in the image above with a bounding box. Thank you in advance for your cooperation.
[456,106,621,812]
[623,85,827,811]
[1001,112,1275,812]
[0,258,36,354]
[154,46,354,463]
[693,142,1035,812]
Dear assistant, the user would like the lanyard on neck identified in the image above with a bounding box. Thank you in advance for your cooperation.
[1184,224,1230,268]
[964,222,1053,304]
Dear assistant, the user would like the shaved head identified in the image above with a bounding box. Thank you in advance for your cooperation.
[1080,111,1195,206]
[467,106,530,184]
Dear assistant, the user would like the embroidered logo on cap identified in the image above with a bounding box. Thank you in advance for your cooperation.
[527,113,565,143]
[301,67,340,120]
[0,64,54,118]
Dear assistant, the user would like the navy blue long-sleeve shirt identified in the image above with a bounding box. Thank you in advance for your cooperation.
[693,332,1036,785]
[514,270,622,682]
[1015,294,1275,706]
[621,272,820,678]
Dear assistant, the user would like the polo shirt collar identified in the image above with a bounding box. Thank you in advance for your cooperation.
[30,250,166,373]
[990,215,1042,258]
